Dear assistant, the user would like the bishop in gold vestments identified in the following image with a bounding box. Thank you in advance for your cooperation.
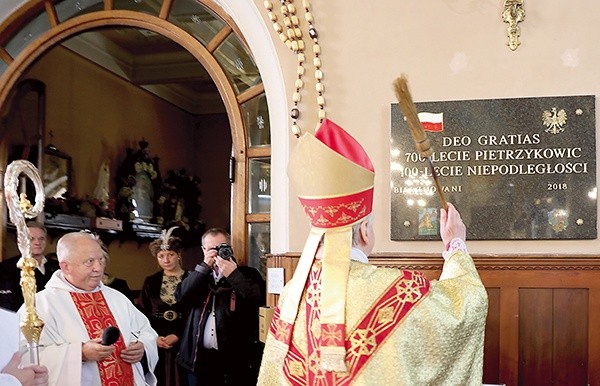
[258,119,488,385]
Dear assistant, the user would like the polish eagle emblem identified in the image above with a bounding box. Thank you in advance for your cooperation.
[542,107,567,134]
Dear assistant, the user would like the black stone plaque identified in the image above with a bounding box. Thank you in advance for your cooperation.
[391,96,596,240]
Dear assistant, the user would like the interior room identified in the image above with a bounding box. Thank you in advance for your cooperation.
[1,0,600,383]
[2,26,235,289]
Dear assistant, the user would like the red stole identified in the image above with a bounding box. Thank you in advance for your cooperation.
[272,263,431,386]
[70,291,135,386]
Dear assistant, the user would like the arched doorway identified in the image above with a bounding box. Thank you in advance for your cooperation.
[0,0,273,272]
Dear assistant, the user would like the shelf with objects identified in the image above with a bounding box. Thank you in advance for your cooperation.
[42,201,123,245]
[116,139,205,246]
[6,205,122,247]
[41,192,151,245]
[7,138,205,247]
[41,150,124,244]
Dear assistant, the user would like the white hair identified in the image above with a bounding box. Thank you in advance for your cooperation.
[351,214,373,247]
[56,231,106,262]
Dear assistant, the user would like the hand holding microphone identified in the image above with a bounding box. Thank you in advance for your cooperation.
[82,326,119,362]
[101,326,120,346]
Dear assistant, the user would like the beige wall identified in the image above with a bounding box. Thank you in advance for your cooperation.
[24,46,200,196]
[252,0,600,255]
[3,0,600,287]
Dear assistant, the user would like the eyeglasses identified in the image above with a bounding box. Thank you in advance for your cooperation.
[81,257,107,267]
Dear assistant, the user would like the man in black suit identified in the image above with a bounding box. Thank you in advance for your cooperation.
[0,221,59,311]
[176,228,266,386]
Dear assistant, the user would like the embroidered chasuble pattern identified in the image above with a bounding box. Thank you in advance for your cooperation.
[272,262,430,386]
[70,291,135,386]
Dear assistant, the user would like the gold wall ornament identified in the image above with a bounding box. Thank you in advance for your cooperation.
[502,0,525,51]
[3,160,46,365]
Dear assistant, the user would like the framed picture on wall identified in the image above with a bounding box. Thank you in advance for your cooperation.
[42,146,71,199]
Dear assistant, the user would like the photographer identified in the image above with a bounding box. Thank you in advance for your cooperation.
[175,228,265,386]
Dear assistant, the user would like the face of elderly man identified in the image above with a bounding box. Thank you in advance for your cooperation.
[29,226,47,258]
[59,235,106,291]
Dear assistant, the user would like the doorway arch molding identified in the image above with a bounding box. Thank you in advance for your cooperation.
[0,7,252,259]
[0,11,245,141]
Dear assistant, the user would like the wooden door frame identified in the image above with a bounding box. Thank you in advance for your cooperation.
[0,6,252,261]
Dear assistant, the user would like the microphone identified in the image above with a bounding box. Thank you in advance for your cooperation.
[101,326,120,346]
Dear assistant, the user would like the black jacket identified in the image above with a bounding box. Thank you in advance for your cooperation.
[175,262,265,383]
[0,255,60,311]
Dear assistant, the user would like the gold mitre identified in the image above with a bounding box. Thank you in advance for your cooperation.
[288,119,375,229]
[277,119,375,373]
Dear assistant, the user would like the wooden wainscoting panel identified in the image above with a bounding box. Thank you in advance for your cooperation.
[265,253,600,383]
[553,289,588,386]
[483,287,500,384]
[589,287,600,386]
[519,288,553,385]
[498,286,519,386]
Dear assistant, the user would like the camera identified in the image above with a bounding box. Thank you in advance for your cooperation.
[213,243,234,260]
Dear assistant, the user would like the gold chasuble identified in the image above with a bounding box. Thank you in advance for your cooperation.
[280,261,430,385]
[71,292,135,386]
[257,120,487,385]
[260,251,487,385]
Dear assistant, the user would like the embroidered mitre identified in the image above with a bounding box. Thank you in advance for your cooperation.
[277,118,375,372]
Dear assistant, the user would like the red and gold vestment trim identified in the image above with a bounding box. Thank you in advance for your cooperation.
[298,188,373,229]
[270,264,431,385]
[71,291,134,386]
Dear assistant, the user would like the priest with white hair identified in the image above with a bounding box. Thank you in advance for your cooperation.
[18,231,158,386]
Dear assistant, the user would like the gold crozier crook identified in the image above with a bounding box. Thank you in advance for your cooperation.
[3,160,46,365]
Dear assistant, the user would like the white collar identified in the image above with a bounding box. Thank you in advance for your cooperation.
[350,247,369,263]
[35,255,47,274]
[47,270,103,293]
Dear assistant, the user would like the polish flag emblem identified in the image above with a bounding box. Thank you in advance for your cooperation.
[418,112,444,132]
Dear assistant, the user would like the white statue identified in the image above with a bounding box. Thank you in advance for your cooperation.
[93,159,111,205]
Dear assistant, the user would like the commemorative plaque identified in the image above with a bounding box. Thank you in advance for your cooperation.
[390,96,596,240]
